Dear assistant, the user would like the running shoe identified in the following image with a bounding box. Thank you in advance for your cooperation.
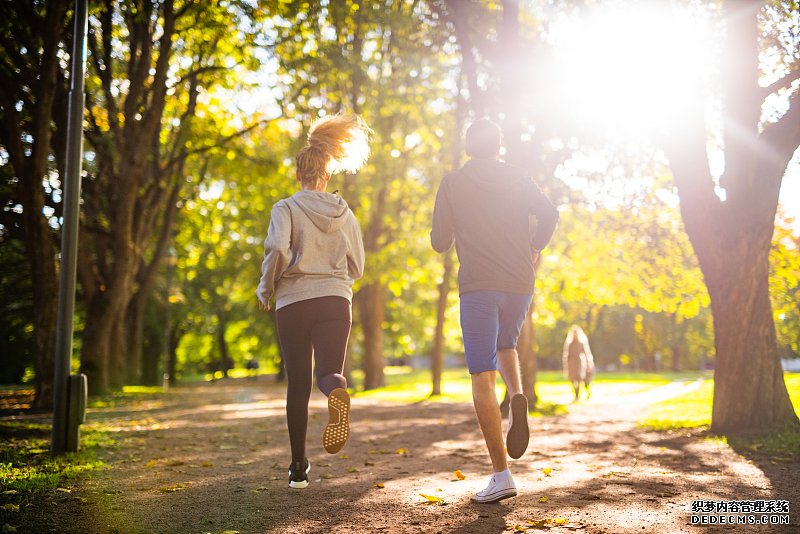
[506,393,529,459]
[323,388,350,454]
[472,472,517,503]
[288,458,311,489]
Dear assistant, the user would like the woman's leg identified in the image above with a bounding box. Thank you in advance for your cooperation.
[276,304,314,464]
[310,297,352,396]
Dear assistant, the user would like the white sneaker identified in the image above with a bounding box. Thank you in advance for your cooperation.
[471,472,517,503]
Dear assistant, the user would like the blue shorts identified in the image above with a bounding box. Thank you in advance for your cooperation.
[460,291,533,374]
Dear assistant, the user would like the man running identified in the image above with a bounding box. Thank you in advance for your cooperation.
[431,119,558,503]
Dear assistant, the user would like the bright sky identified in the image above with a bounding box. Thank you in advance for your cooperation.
[543,1,800,228]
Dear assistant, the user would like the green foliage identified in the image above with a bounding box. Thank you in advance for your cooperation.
[770,211,800,357]
[0,240,33,384]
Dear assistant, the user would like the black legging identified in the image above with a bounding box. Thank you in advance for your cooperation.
[276,296,351,463]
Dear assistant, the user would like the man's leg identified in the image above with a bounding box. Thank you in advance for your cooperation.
[497,348,522,397]
[471,370,507,473]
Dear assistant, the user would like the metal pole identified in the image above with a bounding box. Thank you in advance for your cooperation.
[52,0,88,453]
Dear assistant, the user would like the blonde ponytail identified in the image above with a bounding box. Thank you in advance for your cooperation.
[296,113,373,187]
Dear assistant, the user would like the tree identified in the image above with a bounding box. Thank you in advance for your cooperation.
[661,1,799,433]
[0,0,71,407]
[77,0,264,393]
[267,0,455,390]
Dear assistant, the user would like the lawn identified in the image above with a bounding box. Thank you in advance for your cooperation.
[351,366,704,407]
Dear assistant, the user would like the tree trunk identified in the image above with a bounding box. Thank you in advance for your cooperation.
[705,245,798,434]
[357,282,386,390]
[217,314,231,378]
[125,293,146,385]
[80,297,113,395]
[431,250,454,396]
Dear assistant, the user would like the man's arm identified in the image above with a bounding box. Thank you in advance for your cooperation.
[527,179,559,252]
[430,177,455,253]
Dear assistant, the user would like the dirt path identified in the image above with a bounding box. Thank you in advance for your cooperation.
[12,378,800,533]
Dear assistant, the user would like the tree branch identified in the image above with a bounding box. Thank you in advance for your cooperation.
[761,69,800,99]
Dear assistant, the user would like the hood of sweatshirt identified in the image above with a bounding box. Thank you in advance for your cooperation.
[460,158,527,193]
[290,190,350,233]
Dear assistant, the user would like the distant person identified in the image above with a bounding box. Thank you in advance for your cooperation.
[563,325,595,401]
[245,357,260,379]
[431,119,559,503]
[256,113,370,489]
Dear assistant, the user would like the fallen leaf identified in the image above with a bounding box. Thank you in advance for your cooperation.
[219,531,241,534]
[1,491,18,495]
[453,470,466,480]
[347,468,359,473]
[201,462,213,468]
[555,518,568,525]
[538,496,549,503]
[56,488,71,493]
[396,448,408,455]
[0,505,19,513]
[159,483,191,493]
[235,460,254,465]
[526,518,550,528]
[507,525,527,532]
[145,460,157,468]
[339,454,349,459]
[420,493,445,505]
[375,483,385,488]
[542,467,552,476]
[2,524,17,533]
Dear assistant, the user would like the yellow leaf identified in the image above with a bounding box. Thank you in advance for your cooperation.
[339,454,349,459]
[420,493,444,504]
[375,483,385,488]
[453,470,466,480]
[347,468,359,473]
[508,525,526,532]
[235,460,253,465]
[56,488,71,493]
[526,518,549,527]
[555,518,568,525]
[538,496,549,503]
[542,467,552,476]
[201,462,213,468]
[145,460,157,468]
[395,448,408,455]
[3,524,18,533]
[220,531,241,534]
[1,505,19,512]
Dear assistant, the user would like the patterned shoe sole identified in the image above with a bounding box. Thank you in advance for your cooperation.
[507,394,530,459]
[323,388,350,454]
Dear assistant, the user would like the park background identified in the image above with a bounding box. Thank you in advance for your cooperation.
[1,0,800,531]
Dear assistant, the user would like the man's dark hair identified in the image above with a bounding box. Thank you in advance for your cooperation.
[465,119,502,159]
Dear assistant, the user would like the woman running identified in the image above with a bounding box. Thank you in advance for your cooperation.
[256,113,371,489]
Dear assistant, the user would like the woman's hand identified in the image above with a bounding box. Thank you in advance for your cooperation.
[257,296,271,312]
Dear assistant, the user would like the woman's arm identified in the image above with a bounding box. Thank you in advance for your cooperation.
[256,202,292,310]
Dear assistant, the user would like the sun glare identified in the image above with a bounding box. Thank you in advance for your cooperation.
[551,3,717,135]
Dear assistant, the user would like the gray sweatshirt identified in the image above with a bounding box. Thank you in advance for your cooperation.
[256,190,365,310]
[431,158,559,295]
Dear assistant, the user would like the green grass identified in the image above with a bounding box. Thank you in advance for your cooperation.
[351,367,702,410]
[0,422,109,500]
[641,373,800,457]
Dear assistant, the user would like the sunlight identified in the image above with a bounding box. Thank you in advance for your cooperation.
[551,3,717,135]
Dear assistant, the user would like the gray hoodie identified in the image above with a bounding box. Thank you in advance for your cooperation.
[431,158,559,295]
[256,190,365,310]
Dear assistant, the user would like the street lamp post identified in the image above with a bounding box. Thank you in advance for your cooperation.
[51,0,89,453]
